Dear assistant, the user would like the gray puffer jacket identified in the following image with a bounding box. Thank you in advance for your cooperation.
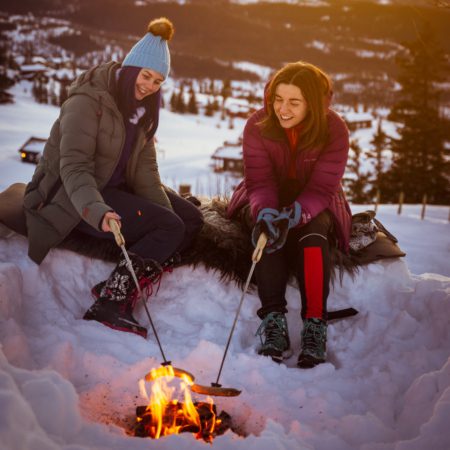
[23,61,172,264]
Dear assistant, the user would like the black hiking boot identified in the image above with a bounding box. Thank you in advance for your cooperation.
[83,299,148,338]
[90,252,180,299]
[256,312,292,363]
[297,318,327,369]
[83,254,162,338]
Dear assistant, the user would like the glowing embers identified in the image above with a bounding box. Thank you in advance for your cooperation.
[135,365,231,442]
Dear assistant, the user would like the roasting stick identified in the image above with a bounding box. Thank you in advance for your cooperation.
[191,232,268,397]
[109,219,195,383]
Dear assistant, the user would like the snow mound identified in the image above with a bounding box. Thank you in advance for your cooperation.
[0,234,449,449]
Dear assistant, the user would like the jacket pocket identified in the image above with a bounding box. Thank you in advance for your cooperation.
[23,169,46,210]
[23,170,62,212]
[40,176,62,208]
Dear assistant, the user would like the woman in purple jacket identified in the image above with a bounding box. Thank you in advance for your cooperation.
[227,61,352,368]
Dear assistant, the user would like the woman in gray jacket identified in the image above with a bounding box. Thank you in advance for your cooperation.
[23,18,203,338]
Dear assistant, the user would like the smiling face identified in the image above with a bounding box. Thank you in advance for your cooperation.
[273,83,308,129]
[134,68,164,100]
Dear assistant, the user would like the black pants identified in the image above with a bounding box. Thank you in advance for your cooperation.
[255,210,332,320]
[76,187,204,264]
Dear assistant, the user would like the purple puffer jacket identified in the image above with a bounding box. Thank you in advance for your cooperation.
[227,108,352,251]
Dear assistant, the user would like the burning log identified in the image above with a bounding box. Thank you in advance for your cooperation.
[135,365,234,441]
[135,402,232,442]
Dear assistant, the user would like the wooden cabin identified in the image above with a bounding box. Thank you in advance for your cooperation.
[18,136,46,164]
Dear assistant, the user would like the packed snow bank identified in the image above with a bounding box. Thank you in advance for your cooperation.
[0,232,449,449]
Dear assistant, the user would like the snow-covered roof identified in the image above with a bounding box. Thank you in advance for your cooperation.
[31,56,47,64]
[22,137,46,152]
[49,68,76,79]
[212,145,243,160]
[20,63,48,72]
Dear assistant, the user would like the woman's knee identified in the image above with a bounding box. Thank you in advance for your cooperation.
[168,193,204,231]
[140,206,186,241]
[165,212,186,238]
[295,211,332,246]
[177,202,203,237]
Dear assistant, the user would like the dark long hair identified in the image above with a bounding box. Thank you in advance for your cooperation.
[116,66,160,140]
[260,61,332,151]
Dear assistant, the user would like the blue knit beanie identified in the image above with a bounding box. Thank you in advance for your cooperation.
[122,18,174,79]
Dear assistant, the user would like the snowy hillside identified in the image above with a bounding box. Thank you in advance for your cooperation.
[1,81,450,450]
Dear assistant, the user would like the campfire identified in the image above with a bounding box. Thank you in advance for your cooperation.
[134,365,232,442]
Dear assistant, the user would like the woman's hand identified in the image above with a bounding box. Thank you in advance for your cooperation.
[251,208,280,250]
[252,203,302,253]
[101,211,122,232]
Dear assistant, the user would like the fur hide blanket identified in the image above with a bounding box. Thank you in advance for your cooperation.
[0,183,406,288]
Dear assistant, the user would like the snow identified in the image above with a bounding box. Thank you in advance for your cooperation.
[20,64,48,72]
[306,40,331,54]
[233,62,274,81]
[231,0,329,5]
[1,82,450,450]
[344,111,373,122]
[355,49,397,60]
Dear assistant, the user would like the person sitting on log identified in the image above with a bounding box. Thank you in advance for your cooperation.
[227,61,352,368]
[22,18,204,338]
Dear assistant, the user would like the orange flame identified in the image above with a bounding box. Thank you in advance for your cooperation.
[138,366,217,441]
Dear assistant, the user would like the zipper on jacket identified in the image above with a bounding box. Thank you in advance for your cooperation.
[98,97,126,191]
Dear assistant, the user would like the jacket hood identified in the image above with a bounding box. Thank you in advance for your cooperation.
[67,61,120,107]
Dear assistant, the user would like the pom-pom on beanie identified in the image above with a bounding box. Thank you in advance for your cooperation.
[122,17,174,79]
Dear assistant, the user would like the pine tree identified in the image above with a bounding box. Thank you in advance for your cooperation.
[211,97,220,112]
[220,79,232,120]
[0,40,14,104]
[187,87,198,114]
[204,97,214,117]
[346,138,371,203]
[48,79,58,106]
[33,75,48,104]
[367,118,390,201]
[208,79,215,95]
[169,90,177,112]
[176,85,186,114]
[58,77,70,106]
[385,23,449,204]
[221,79,232,101]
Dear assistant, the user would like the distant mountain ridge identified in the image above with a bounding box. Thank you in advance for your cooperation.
[1,0,448,79]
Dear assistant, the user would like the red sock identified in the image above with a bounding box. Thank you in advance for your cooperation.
[304,247,323,319]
